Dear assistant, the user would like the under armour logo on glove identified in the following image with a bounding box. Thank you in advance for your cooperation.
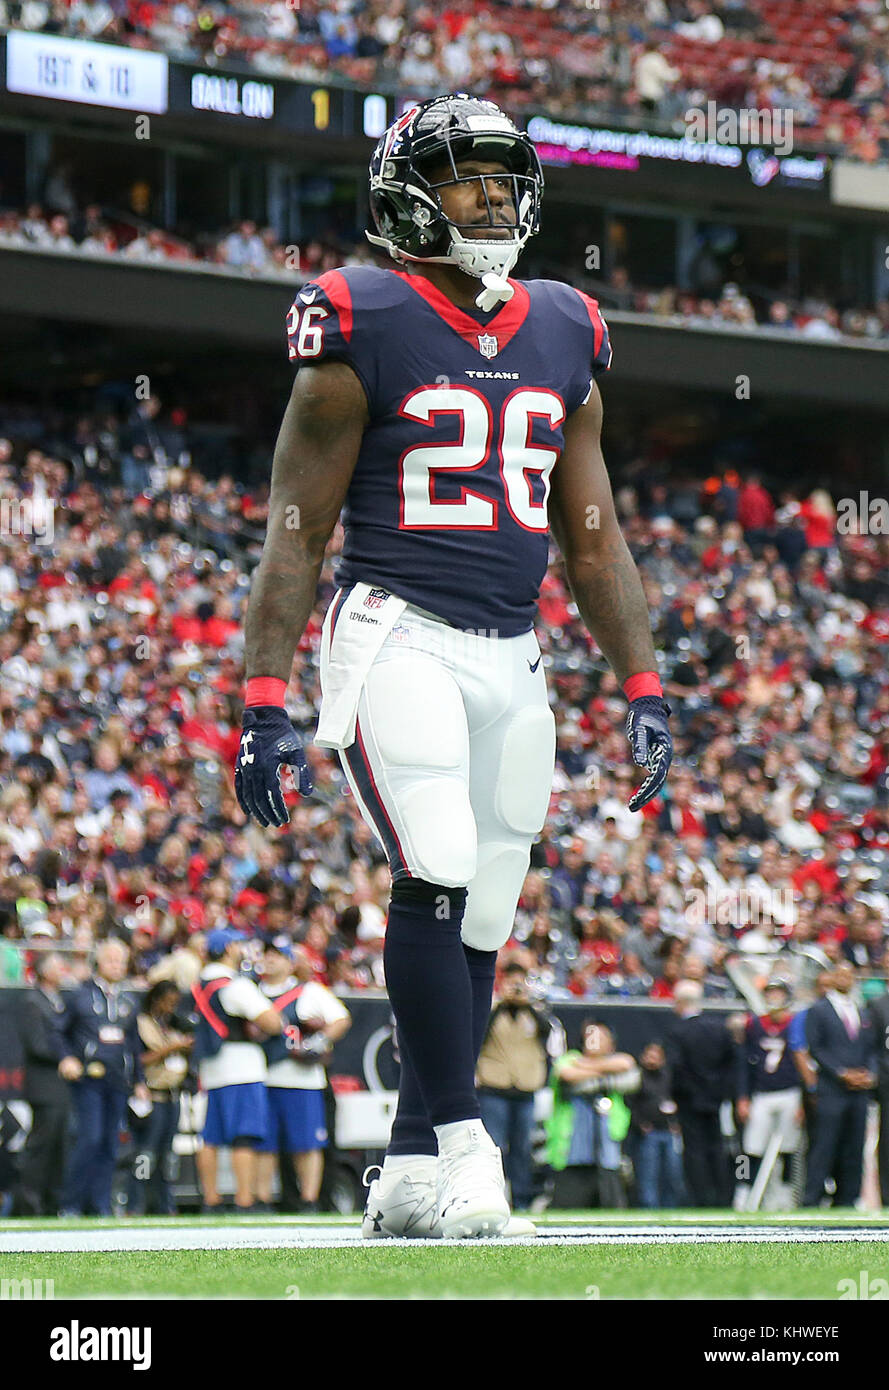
[625,695,673,813]
[234,706,314,828]
[239,730,256,766]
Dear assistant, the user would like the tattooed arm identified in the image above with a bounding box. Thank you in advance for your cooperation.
[549,381,658,684]
[245,361,368,681]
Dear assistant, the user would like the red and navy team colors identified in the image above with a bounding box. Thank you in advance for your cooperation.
[190,975,248,1063]
[286,264,612,636]
[261,983,305,1067]
[740,1013,800,1094]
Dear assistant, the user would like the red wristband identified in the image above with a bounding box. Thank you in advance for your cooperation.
[245,677,287,708]
[623,672,663,702]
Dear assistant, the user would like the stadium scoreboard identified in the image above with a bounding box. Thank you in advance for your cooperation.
[168,65,392,139]
[5,31,168,112]
[3,34,874,211]
[2,33,393,140]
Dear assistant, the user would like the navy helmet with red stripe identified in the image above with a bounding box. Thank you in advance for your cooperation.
[366,93,543,302]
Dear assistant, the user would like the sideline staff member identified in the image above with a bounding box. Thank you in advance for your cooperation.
[60,938,148,1216]
[255,938,351,1211]
[192,927,282,1211]
[13,952,71,1215]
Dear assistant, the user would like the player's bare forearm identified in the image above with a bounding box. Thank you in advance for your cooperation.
[245,541,324,681]
[561,536,657,683]
[549,382,658,684]
[244,361,367,681]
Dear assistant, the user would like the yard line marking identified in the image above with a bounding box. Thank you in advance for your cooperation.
[2,1224,889,1253]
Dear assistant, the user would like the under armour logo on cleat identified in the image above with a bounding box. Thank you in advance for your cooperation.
[527,656,542,674]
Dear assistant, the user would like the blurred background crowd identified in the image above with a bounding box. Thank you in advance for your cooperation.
[0,398,887,1010]
[3,0,889,163]
[4,199,889,344]
[2,0,888,1225]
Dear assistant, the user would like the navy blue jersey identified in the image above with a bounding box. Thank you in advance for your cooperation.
[741,1014,800,1095]
[260,981,305,1068]
[286,264,612,636]
[190,974,249,1063]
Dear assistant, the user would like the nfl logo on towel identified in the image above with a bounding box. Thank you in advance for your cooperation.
[364,587,388,609]
[477,334,498,359]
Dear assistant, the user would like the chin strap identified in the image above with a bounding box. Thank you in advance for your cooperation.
[475,272,514,311]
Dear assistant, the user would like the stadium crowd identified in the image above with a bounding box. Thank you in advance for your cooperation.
[4,198,889,347]
[0,201,361,281]
[3,0,889,160]
[0,383,888,1213]
[0,394,887,1008]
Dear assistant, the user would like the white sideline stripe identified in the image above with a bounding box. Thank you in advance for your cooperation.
[3,1224,889,1253]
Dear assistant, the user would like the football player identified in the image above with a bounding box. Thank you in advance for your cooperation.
[734,980,802,1209]
[235,93,673,1238]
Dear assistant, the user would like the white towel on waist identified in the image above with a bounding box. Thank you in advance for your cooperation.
[315,583,407,750]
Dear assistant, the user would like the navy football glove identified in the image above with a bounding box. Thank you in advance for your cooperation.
[625,695,673,813]
[234,705,313,828]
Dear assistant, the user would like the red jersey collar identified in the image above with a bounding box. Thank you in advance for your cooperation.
[392,270,530,352]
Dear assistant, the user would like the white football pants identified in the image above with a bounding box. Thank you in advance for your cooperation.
[326,590,556,951]
[744,1087,802,1156]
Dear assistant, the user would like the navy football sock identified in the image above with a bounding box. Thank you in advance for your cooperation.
[386,945,497,1156]
[383,879,479,1132]
[387,1030,437,1157]
[464,943,497,1061]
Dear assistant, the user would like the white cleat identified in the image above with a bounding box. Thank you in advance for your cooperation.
[360,1147,537,1240]
[361,1159,441,1239]
[436,1120,510,1239]
[502,1214,537,1239]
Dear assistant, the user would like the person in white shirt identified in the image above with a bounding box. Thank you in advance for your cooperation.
[3,794,42,866]
[191,928,282,1211]
[676,1,724,42]
[254,938,350,1211]
[220,221,268,272]
[634,43,680,111]
[775,800,824,854]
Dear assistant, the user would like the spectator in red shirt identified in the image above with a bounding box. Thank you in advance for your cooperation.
[578,913,623,976]
[657,771,708,838]
[651,956,683,1000]
[171,597,203,646]
[791,842,842,900]
[799,489,836,552]
[202,597,239,648]
[737,473,775,551]
[179,691,239,762]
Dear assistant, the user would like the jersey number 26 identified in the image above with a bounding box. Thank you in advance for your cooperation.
[399,384,565,534]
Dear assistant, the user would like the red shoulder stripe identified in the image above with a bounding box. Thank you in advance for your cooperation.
[272,984,305,1012]
[316,269,353,343]
[573,288,605,361]
[191,978,229,1038]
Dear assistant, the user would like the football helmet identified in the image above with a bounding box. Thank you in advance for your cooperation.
[366,93,543,297]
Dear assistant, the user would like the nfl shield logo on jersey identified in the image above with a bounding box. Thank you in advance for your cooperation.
[364,587,388,609]
[477,334,499,359]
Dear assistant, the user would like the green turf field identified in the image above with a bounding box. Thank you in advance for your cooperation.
[2,1212,888,1300]
[7,1240,889,1300]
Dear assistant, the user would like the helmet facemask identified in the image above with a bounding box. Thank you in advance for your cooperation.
[415,135,540,282]
[367,96,544,304]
